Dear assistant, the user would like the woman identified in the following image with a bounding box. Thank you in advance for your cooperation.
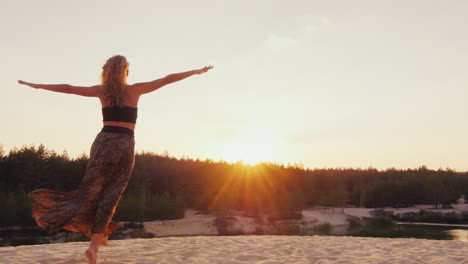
[18,55,213,264]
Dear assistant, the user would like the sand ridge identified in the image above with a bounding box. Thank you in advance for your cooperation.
[0,235,466,264]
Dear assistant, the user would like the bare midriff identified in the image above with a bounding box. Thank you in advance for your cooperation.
[103,121,136,131]
[100,88,139,131]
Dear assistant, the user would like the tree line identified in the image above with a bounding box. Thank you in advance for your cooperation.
[0,144,467,225]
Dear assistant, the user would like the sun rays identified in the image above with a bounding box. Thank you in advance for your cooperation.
[216,127,283,166]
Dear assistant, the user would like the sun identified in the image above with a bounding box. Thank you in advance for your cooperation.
[217,127,282,165]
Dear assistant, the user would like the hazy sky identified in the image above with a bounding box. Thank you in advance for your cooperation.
[1,0,467,170]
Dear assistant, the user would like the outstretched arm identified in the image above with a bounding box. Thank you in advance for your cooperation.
[18,80,100,97]
[133,65,214,95]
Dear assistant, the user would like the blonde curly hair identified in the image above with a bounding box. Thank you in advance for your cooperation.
[100,55,129,106]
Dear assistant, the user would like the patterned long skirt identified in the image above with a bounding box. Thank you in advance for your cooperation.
[27,130,135,238]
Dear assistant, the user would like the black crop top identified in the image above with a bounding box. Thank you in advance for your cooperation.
[102,105,138,123]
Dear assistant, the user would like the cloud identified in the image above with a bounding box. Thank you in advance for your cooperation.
[264,34,299,51]
[304,24,319,32]
[320,17,332,26]
[303,16,332,33]
[263,16,333,51]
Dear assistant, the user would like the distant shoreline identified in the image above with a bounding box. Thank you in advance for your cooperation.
[397,222,468,228]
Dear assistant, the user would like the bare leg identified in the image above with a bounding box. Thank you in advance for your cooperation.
[85,233,108,264]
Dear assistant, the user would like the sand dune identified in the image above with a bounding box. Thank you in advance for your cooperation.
[1,235,466,264]
[143,205,468,238]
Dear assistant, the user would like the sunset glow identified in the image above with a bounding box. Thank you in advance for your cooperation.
[3,1,468,170]
[217,128,282,165]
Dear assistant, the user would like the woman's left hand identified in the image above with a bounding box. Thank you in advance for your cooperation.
[18,80,39,89]
[18,80,31,86]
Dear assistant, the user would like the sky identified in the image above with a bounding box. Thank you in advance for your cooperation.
[1,0,468,170]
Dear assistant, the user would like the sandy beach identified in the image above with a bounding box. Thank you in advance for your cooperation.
[1,235,466,264]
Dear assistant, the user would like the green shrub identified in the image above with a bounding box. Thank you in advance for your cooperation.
[363,216,396,230]
[462,211,468,222]
[313,222,332,235]
[114,192,185,222]
[114,194,145,222]
[214,216,236,235]
[127,229,155,238]
[143,192,186,220]
[269,221,301,235]
[284,222,301,235]
[396,210,467,224]
[0,192,35,226]
[346,216,362,229]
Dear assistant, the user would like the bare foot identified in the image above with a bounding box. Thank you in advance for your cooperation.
[85,247,98,264]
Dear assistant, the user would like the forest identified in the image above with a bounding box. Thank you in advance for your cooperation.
[1,144,467,226]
